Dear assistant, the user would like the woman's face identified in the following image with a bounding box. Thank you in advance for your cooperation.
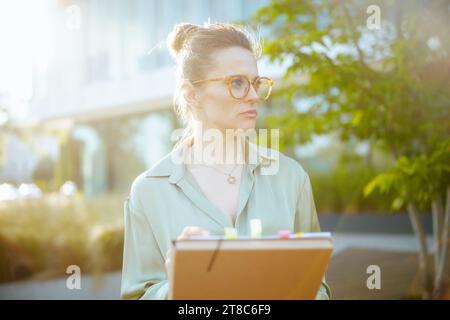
[192,46,260,132]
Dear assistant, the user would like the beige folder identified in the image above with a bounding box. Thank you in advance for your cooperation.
[168,233,333,300]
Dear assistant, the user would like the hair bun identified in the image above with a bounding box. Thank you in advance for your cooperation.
[167,23,200,58]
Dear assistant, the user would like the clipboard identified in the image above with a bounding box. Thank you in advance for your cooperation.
[168,232,333,300]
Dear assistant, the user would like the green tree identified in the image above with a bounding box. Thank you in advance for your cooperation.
[252,0,450,299]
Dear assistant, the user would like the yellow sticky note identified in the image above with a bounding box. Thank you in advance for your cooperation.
[224,227,238,239]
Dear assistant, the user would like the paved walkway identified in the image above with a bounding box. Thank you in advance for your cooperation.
[332,233,433,254]
[0,233,438,299]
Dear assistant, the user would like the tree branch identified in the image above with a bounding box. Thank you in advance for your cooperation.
[341,2,366,66]
[408,202,433,299]
[432,197,444,275]
[434,186,450,299]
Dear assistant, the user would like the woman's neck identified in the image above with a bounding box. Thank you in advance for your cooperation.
[188,126,246,166]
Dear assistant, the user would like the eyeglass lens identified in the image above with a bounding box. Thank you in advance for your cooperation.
[230,76,271,100]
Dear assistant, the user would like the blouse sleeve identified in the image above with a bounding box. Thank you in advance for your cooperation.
[294,172,332,300]
[120,192,169,300]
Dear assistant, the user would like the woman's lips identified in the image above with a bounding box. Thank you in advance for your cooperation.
[239,110,258,118]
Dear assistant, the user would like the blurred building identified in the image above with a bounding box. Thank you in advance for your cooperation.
[3,0,282,196]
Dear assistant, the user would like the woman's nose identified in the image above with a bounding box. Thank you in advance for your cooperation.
[246,84,260,101]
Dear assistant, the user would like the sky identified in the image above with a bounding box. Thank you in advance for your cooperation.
[0,0,50,120]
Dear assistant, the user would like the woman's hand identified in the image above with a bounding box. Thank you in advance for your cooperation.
[176,226,210,240]
[165,226,210,279]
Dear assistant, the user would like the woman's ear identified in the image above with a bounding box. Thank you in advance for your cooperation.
[181,81,201,110]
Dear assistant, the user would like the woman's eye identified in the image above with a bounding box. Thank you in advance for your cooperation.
[232,78,244,88]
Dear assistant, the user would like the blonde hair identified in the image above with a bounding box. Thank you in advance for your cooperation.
[166,22,262,149]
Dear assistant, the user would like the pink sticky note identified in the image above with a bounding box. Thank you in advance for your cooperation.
[278,230,291,239]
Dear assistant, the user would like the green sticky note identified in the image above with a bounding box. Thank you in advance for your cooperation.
[250,219,262,238]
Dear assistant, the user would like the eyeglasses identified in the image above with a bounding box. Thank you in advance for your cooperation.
[191,74,274,101]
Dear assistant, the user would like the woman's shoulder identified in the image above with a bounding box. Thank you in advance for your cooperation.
[128,171,152,197]
[128,151,175,198]
[260,145,310,185]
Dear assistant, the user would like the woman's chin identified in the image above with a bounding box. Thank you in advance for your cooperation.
[216,121,256,133]
[236,119,257,131]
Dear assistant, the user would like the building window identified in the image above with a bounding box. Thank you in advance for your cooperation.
[86,52,111,83]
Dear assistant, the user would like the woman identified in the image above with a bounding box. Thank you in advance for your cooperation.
[120,22,331,300]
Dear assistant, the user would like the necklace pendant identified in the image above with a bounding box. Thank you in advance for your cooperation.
[227,176,236,184]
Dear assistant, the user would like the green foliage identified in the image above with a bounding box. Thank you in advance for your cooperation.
[311,162,392,214]
[0,194,124,283]
[364,140,450,210]
[253,0,450,211]
[303,142,394,213]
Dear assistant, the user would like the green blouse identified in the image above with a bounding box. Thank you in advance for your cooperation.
[120,141,331,300]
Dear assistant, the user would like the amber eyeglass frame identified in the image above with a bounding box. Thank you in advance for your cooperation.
[191,75,274,100]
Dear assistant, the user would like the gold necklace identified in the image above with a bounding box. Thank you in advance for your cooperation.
[202,164,239,184]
